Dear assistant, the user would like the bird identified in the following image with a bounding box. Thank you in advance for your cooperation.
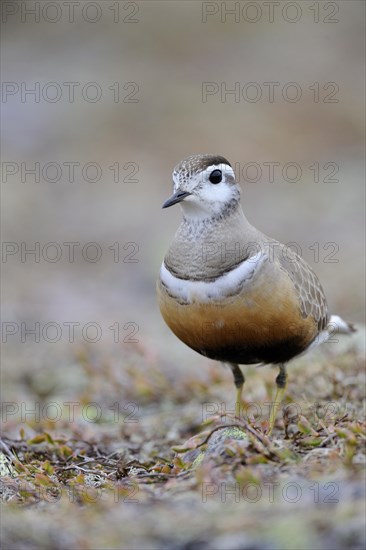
[157,154,355,434]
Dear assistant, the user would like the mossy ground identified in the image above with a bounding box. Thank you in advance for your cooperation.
[1,333,365,549]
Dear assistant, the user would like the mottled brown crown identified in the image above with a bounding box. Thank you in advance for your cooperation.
[173,154,231,186]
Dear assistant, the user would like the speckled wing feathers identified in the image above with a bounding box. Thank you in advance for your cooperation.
[278,246,329,331]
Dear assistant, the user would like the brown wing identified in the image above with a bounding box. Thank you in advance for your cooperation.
[278,245,329,332]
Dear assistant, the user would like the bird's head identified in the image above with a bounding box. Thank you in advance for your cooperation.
[162,154,240,220]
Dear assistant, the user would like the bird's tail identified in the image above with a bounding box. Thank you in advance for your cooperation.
[328,315,356,335]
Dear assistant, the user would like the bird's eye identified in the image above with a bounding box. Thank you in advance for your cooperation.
[209,169,222,184]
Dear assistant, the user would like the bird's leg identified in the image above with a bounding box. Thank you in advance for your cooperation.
[228,363,245,419]
[268,363,287,436]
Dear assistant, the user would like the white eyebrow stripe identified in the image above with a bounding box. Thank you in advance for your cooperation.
[204,163,236,180]
[173,163,236,188]
[160,252,265,303]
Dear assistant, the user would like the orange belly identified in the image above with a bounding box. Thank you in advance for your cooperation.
[157,275,318,365]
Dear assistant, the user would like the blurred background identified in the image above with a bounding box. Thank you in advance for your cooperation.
[2,0,365,398]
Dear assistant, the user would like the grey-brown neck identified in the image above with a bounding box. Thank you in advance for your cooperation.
[164,203,264,281]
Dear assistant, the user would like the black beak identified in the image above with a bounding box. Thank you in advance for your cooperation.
[162,190,192,209]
